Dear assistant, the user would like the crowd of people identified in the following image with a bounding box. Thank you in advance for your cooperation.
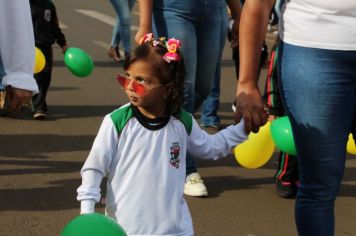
[1,0,355,235]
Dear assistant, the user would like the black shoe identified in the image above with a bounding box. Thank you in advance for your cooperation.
[276,179,297,198]
[33,110,46,120]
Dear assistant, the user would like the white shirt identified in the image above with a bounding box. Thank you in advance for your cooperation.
[0,0,38,93]
[77,104,247,236]
[279,0,356,50]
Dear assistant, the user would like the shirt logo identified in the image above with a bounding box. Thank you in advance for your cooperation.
[170,142,180,169]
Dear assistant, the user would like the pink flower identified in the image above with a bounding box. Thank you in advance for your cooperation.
[166,38,181,53]
[162,38,181,63]
[139,33,154,44]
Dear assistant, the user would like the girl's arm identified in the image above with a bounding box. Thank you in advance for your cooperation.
[77,115,119,213]
[234,0,275,133]
[187,119,248,160]
[78,170,103,214]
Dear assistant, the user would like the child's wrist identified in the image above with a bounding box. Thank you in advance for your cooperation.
[80,199,95,214]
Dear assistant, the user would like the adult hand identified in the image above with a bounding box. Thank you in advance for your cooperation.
[134,28,151,45]
[3,86,32,117]
[234,84,268,133]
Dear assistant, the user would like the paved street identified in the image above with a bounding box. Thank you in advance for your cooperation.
[1,1,356,235]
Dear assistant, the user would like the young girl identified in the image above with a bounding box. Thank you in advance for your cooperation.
[77,34,247,236]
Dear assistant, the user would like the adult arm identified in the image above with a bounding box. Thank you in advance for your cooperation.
[235,0,275,133]
[134,0,153,44]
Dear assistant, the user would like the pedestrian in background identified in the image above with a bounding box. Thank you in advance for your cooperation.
[30,0,67,120]
[200,0,240,130]
[107,0,135,68]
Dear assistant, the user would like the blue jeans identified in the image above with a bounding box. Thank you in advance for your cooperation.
[109,0,135,53]
[152,0,225,175]
[278,41,356,236]
[153,0,224,114]
[200,5,228,127]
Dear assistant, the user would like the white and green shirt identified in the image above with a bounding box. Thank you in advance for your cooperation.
[77,103,247,236]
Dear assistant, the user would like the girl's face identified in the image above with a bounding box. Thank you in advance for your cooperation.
[120,60,169,118]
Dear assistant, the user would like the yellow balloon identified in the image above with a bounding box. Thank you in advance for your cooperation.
[34,47,46,74]
[234,121,275,169]
[347,133,356,155]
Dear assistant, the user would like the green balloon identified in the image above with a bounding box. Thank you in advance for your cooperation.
[270,116,297,155]
[64,47,94,77]
[60,213,127,236]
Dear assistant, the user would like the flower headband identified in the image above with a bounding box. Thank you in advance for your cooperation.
[139,33,181,63]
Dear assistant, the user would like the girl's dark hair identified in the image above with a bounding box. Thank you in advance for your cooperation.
[124,41,185,117]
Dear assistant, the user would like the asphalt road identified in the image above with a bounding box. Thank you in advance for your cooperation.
[1,1,356,235]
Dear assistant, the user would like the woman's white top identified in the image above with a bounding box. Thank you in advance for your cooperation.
[279,0,356,50]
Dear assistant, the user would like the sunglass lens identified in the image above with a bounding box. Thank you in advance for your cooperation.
[116,74,127,89]
[132,81,146,96]
[116,74,147,96]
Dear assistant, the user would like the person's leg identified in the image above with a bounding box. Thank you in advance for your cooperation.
[109,0,134,62]
[154,3,200,177]
[108,0,122,61]
[279,42,356,235]
[110,18,121,48]
[194,0,225,110]
[32,46,53,119]
[275,152,299,198]
[153,3,198,114]
[153,1,209,196]
[200,3,228,128]
[200,65,222,128]
[111,0,133,54]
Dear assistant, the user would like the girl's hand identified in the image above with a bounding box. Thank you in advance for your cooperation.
[268,114,276,122]
[62,45,68,54]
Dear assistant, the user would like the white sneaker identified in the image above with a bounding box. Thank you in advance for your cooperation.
[184,172,208,197]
